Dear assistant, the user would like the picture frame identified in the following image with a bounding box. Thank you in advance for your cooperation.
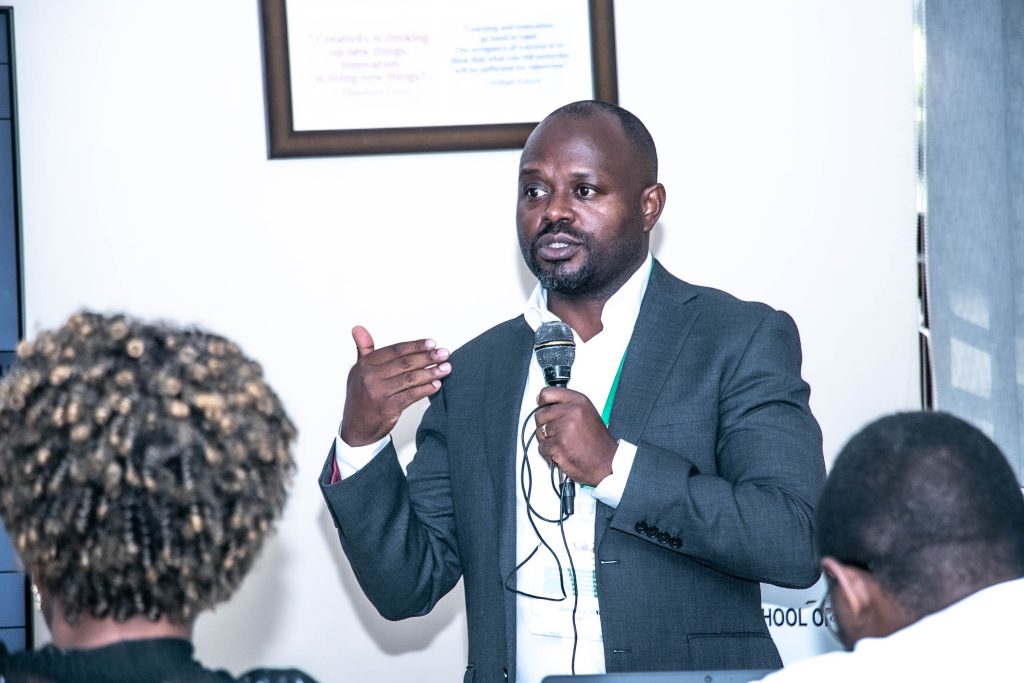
[259,0,618,158]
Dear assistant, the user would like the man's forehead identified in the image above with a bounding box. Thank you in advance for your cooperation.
[519,112,626,170]
[528,111,621,145]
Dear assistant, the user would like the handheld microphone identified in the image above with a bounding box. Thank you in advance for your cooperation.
[533,321,577,516]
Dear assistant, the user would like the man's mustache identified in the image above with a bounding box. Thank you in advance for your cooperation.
[534,219,588,244]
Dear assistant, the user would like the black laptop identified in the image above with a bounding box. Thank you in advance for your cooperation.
[542,670,776,683]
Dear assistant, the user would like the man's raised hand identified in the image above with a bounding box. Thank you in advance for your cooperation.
[340,325,451,446]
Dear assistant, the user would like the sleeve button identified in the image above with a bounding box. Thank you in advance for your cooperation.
[635,521,648,534]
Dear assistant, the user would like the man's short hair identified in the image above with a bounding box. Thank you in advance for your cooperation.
[545,100,659,185]
[0,311,297,624]
[817,411,1024,618]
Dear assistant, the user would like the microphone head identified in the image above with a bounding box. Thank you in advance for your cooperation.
[533,321,575,387]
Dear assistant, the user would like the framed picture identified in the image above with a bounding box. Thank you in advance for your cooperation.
[259,0,617,158]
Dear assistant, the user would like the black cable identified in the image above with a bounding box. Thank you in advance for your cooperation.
[506,404,581,674]
[519,405,569,524]
[504,406,569,601]
[558,487,580,675]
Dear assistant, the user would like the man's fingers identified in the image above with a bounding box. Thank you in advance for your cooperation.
[380,362,452,395]
[352,325,376,359]
[351,327,452,370]
[348,352,451,409]
[360,337,446,367]
[377,338,438,360]
[534,405,554,430]
[389,347,449,374]
[537,386,574,406]
[389,378,445,413]
[534,407,561,446]
[366,348,450,384]
[343,329,450,446]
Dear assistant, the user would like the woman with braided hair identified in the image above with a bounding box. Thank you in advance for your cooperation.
[0,312,318,683]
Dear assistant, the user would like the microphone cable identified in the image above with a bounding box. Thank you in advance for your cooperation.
[501,405,581,675]
[504,406,569,601]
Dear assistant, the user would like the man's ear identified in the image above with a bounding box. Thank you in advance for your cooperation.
[640,183,666,233]
[821,555,879,648]
[822,556,873,619]
[823,554,915,648]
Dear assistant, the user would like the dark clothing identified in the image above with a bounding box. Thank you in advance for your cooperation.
[0,638,318,683]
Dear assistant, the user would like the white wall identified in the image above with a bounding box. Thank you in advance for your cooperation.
[8,1,917,680]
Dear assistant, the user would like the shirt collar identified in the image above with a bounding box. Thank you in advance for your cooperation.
[523,252,653,337]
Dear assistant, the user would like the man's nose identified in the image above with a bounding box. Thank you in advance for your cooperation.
[543,189,575,224]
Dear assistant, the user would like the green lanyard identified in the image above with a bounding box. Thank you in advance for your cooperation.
[581,260,649,485]
[600,351,627,426]
[599,259,650,425]
[576,349,626,491]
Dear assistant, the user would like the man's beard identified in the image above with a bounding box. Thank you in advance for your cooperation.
[519,221,598,294]
[520,219,638,294]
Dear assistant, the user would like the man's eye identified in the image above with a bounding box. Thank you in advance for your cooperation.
[523,186,547,199]
[577,186,597,198]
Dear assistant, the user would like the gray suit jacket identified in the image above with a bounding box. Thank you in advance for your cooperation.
[320,261,825,682]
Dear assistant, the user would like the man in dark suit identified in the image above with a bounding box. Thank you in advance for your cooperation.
[320,101,825,682]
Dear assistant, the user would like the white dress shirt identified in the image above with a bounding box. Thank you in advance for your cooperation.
[513,252,650,683]
[756,576,1024,682]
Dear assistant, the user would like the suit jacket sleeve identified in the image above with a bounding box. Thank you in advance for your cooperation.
[318,386,462,620]
[610,306,825,589]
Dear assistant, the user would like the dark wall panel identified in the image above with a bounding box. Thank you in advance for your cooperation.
[0,6,28,652]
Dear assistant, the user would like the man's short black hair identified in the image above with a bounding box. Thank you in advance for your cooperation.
[817,411,1024,618]
[545,100,659,186]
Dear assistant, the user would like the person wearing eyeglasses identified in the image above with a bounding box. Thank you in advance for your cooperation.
[758,410,1024,681]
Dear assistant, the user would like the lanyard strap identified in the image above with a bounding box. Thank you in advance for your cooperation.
[599,260,651,424]
[600,351,627,426]
[577,261,649,489]
[579,350,627,492]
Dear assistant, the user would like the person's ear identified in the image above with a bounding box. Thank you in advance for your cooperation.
[821,555,879,648]
[640,183,666,233]
[822,557,872,618]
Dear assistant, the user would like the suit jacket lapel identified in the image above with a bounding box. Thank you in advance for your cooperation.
[595,261,701,549]
[483,317,534,584]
